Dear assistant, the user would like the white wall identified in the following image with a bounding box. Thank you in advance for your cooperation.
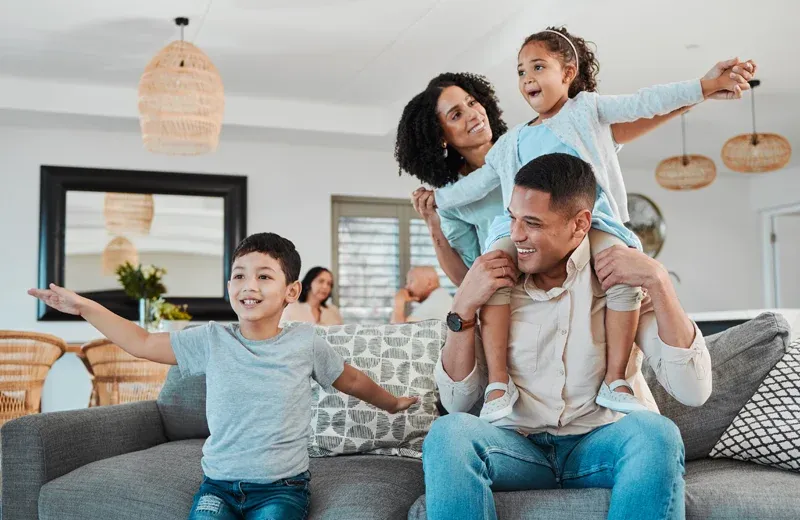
[618,162,762,313]
[750,167,800,211]
[0,125,417,412]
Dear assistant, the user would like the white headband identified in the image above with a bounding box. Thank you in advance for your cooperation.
[541,29,579,71]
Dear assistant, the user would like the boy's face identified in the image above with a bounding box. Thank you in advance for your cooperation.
[227,252,300,323]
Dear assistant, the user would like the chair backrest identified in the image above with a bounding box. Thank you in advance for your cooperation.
[0,331,66,424]
[82,338,170,406]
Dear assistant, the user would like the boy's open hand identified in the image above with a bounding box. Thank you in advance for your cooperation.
[390,396,419,414]
[28,284,84,316]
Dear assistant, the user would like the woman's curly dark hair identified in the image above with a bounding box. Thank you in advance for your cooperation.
[394,72,508,188]
[521,26,599,98]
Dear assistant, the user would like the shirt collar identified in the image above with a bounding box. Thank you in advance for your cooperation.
[522,236,591,301]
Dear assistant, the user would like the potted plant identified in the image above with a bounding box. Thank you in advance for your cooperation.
[115,262,167,329]
[152,298,193,332]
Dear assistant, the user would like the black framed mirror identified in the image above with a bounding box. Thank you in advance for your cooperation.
[37,165,247,321]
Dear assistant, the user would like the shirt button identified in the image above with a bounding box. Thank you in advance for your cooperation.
[560,329,567,336]
[557,368,564,376]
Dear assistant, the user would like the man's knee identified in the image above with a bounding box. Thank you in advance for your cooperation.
[423,413,482,459]
[624,412,684,457]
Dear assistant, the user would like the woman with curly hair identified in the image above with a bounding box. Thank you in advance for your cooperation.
[395,29,756,423]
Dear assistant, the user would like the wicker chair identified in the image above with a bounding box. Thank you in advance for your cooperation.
[82,339,171,407]
[0,331,67,425]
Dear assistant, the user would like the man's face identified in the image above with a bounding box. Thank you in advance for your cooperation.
[508,185,588,275]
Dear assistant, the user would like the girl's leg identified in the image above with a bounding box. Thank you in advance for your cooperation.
[479,235,519,422]
[588,229,647,413]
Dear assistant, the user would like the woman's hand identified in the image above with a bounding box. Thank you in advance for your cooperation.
[411,187,440,229]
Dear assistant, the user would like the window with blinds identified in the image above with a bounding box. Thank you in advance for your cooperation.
[332,197,456,325]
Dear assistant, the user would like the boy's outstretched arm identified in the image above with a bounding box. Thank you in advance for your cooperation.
[28,283,177,364]
[332,364,418,413]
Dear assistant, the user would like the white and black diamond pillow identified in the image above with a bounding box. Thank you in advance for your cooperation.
[307,319,445,459]
[710,339,800,472]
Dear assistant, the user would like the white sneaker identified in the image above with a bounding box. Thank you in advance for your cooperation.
[595,379,649,414]
[479,378,519,423]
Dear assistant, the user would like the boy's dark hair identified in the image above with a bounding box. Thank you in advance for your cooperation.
[520,26,600,99]
[231,233,301,283]
[514,153,597,216]
[394,72,508,188]
[298,266,332,307]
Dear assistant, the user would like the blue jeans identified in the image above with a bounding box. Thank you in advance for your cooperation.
[423,412,685,520]
[187,472,310,520]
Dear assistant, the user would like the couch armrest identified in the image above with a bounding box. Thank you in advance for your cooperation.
[1,401,167,520]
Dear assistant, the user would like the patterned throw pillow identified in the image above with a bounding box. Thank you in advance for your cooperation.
[709,339,800,472]
[308,319,446,459]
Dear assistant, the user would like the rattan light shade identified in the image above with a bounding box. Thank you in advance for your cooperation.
[721,79,792,173]
[721,133,792,173]
[656,155,717,191]
[102,236,139,276]
[104,192,154,235]
[656,113,716,190]
[138,24,224,155]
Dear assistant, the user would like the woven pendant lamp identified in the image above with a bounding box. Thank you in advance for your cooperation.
[104,193,155,235]
[655,113,717,190]
[102,236,139,276]
[138,17,224,155]
[721,80,791,173]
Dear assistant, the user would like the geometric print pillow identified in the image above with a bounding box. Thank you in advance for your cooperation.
[709,339,800,472]
[307,319,446,459]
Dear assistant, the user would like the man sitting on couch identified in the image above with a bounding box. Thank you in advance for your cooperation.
[424,153,712,520]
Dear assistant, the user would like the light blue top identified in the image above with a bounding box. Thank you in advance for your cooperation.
[482,124,642,251]
[170,321,344,483]
[438,184,503,268]
[435,79,705,223]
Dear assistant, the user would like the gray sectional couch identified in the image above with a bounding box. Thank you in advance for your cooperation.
[3,312,799,519]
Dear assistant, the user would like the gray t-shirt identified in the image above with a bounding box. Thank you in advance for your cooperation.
[170,321,345,483]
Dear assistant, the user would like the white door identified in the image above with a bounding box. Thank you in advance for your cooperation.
[774,212,800,308]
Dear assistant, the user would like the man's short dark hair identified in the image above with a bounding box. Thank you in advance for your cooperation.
[514,153,597,216]
[232,232,301,283]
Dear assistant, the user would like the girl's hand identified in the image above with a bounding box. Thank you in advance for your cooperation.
[28,284,86,316]
[701,58,757,100]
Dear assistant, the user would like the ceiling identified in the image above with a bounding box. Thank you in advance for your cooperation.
[1,0,798,168]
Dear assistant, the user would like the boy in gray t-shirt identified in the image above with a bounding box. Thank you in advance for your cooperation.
[30,232,416,520]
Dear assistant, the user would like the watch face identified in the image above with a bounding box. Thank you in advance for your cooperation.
[446,312,462,332]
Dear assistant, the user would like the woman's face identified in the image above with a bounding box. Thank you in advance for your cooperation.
[435,86,492,152]
[310,270,333,302]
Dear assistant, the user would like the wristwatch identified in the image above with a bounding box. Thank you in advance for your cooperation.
[446,311,476,332]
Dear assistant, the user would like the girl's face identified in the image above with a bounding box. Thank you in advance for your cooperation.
[436,86,493,152]
[517,42,575,116]
[310,270,333,302]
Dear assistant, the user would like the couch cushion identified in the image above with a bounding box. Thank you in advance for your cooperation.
[38,439,424,520]
[309,320,445,459]
[156,366,209,441]
[709,339,800,472]
[39,439,204,520]
[644,312,791,460]
[407,458,800,520]
[684,458,800,519]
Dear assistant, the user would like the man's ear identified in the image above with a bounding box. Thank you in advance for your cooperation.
[285,280,301,304]
[572,209,592,239]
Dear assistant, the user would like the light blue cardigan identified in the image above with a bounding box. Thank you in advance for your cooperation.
[435,79,705,223]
